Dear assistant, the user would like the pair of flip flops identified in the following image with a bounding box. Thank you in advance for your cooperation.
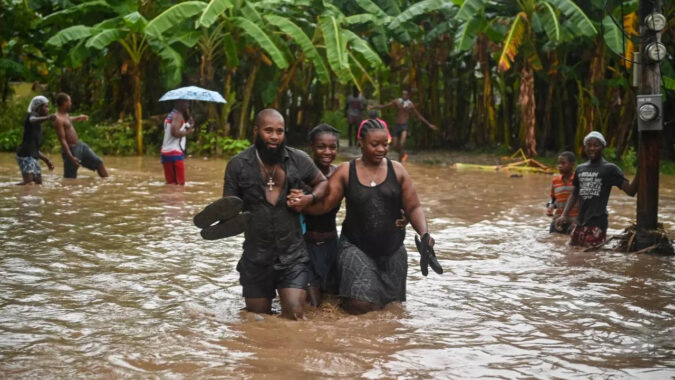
[415,233,443,276]
[194,196,251,240]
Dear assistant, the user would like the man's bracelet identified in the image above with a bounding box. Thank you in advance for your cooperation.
[311,192,317,204]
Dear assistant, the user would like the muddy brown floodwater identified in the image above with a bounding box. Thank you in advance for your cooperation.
[0,152,673,378]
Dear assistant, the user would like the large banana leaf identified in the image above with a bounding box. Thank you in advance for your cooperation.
[198,0,233,28]
[342,30,383,69]
[546,0,596,37]
[67,40,92,67]
[41,0,115,24]
[85,28,126,49]
[353,0,391,22]
[602,15,623,56]
[0,58,28,76]
[454,15,483,52]
[145,1,207,39]
[241,2,263,24]
[371,27,389,56]
[319,16,350,83]
[344,14,381,26]
[497,12,527,72]
[538,1,560,42]
[93,17,123,31]
[347,52,377,93]
[456,0,486,22]
[169,30,203,48]
[265,15,331,84]
[389,0,450,30]
[149,40,184,88]
[232,17,289,69]
[46,25,93,47]
[123,12,148,33]
[223,33,240,67]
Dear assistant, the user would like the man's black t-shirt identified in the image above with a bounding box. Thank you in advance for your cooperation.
[16,115,43,158]
[223,145,320,268]
[573,159,627,230]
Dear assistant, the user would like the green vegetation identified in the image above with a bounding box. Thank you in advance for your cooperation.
[1,0,673,163]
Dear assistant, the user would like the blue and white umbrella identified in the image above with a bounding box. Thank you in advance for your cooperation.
[159,86,226,103]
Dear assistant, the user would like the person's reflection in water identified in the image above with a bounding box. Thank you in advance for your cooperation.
[160,184,188,220]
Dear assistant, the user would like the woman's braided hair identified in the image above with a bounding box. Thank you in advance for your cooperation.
[358,118,386,140]
[308,123,340,144]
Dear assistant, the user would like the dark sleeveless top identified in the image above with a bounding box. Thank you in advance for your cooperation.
[305,204,340,233]
[16,115,43,158]
[342,159,405,257]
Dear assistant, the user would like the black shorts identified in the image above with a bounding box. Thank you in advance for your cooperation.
[393,123,409,137]
[62,141,103,178]
[236,257,309,299]
[306,237,339,293]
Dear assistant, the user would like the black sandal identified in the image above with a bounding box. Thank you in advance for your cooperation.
[200,212,252,240]
[415,233,443,276]
[193,196,243,229]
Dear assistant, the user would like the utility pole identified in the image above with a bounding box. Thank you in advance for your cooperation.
[634,0,671,252]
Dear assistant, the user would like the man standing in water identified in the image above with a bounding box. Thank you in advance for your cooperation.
[161,99,194,185]
[369,89,437,162]
[345,86,367,147]
[556,131,637,247]
[223,109,328,319]
[54,93,108,179]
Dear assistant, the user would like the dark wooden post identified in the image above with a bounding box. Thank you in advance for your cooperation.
[636,0,662,231]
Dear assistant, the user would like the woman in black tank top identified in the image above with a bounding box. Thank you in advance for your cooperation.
[299,119,438,315]
[303,124,341,306]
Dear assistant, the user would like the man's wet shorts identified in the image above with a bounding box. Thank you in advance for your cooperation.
[16,155,41,176]
[236,256,309,299]
[62,141,103,178]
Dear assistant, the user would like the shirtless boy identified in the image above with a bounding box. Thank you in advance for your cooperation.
[369,89,437,162]
[54,93,108,178]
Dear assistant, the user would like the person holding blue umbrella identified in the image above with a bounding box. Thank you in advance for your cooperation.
[161,99,194,185]
[159,86,226,185]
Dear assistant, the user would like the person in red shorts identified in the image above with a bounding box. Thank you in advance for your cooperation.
[161,100,194,185]
[556,132,637,247]
[546,151,578,234]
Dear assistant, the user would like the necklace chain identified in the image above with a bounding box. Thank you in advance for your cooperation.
[255,149,278,191]
[363,159,383,187]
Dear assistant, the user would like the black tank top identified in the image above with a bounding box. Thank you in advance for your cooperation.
[16,115,43,158]
[305,204,340,233]
[342,159,405,257]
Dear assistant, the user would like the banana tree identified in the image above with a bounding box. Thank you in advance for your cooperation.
[195,0,384,136]
[455,0,596,156]
[46,1,205,154]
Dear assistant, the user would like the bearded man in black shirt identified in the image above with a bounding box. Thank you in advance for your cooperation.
[223,109,328,319]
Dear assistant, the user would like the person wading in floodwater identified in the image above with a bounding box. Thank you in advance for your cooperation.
[345,86,367,147]
[294,119,440,315]
[223,109,328,320]
[368,89,437,163]
[302,124,342,306]
[16,96,56,185]
[161,99,194,185]
[556,131,638,247]
[53,93,108,179]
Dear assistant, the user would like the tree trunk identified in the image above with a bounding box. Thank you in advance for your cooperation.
[237,58,260,140]
[132,65,143,155]
[222,69,234,137]
[477,35,497,144]
[273,59,301,108]
[519,65,536,157]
